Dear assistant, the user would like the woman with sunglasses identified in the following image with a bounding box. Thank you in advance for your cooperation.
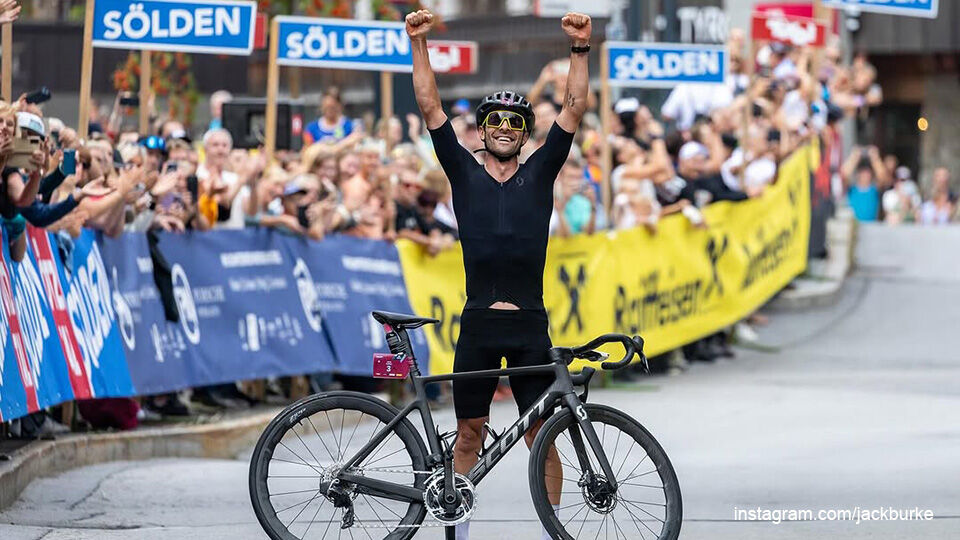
[407,9,592,540]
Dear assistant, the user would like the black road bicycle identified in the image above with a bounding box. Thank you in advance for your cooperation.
[249,311,682,539]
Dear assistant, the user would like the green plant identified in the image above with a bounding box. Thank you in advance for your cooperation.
[112,52,200,125]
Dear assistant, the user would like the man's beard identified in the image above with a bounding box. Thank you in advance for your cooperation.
[483,139,521,162]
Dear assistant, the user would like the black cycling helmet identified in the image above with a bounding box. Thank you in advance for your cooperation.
[476,91,535,133]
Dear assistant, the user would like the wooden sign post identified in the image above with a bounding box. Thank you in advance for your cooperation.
[139,50,152,134]
[813,0,831,75]
[380,71,393,150]
[599,42,612,216]
[264,16,280,161]
[1,24,11,101]
[78,0,96,138]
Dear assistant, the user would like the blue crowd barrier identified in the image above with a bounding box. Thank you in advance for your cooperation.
[0,227,425,421]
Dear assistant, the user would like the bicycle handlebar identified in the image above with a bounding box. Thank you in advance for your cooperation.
[568,333,648,371]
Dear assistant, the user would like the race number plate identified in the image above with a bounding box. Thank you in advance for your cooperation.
[372,353,410,379]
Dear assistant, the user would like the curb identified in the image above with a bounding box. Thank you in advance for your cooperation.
[0,407,280,511]
[770,278,844,310]
[769,210,857,311]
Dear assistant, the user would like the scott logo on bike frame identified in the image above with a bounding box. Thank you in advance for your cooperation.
[471,395,552,477]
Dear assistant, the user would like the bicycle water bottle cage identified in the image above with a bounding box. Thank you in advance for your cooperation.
[439,429,459,457]
[480,423,503,455]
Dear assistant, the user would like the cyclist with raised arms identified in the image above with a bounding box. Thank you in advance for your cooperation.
[406,9,592,540]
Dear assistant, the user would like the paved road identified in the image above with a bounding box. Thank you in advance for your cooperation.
[2,224,959,539]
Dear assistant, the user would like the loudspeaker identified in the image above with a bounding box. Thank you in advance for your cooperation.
[222,98,305,151]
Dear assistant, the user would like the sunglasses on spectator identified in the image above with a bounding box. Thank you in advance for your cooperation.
[482,110,527,132]
[140,135,166,152]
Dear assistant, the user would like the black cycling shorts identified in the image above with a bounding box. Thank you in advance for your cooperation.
[453,308,553,419]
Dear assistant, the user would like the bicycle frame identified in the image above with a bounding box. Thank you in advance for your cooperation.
[339,347,618,504]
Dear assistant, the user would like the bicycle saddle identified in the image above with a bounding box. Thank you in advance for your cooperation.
[371,310,440,330]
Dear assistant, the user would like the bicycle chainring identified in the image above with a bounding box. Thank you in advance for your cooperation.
[423,471,476,525]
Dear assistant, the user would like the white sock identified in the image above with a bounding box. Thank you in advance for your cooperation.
[541,504,560,540]
[455,520,470,540]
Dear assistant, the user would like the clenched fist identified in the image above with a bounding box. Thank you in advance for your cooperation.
[405,9,435,39]
[561,12,592,44]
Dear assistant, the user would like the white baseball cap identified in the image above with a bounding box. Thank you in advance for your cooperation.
[614,97,640,115]
[16,112,45,137]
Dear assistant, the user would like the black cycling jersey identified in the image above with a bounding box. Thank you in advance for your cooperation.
[428,120,575,310]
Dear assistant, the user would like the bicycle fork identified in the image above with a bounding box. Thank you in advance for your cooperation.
[561,393,620,495]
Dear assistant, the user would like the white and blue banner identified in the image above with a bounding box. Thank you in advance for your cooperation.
[2,228,426,421]
[92,0,258,54]
[274,16,413,72]
[98,232,197,396]
[823,0,938,18]
[1,227,134,422]
[288,235,429,375]
[606,42,727,88]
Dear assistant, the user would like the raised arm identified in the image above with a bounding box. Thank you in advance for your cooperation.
[556,13,592,133]
[840,146,862,187]
[406,10,447,130]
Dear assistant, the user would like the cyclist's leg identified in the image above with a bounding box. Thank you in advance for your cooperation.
[452,311,502,474]
[451,311,508,540]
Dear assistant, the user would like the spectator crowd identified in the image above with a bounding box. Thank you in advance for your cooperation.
[1,10,957,435]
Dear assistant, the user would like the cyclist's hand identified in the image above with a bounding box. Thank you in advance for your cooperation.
[405,9,434,39]
[561,12,592,44]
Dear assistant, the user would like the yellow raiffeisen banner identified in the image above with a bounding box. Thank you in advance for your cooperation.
[398,144,816,374]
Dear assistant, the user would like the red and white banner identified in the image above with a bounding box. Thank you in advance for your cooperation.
[427,40,478,74]
[0,252,39,416]
[751,11,827,48]
[27,227,92,401]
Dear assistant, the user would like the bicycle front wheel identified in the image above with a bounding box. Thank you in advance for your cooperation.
[249,391,428,540]
[529,403,682,540]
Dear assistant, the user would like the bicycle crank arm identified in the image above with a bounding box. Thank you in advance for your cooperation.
[338,473,424,503]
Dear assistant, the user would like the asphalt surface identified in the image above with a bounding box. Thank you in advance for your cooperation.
[2,224,959,539]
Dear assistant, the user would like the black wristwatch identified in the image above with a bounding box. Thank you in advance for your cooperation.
[571,44,591,54]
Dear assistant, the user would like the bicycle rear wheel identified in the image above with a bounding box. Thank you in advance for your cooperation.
[529,404,682,540]
[249,391,428,540]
